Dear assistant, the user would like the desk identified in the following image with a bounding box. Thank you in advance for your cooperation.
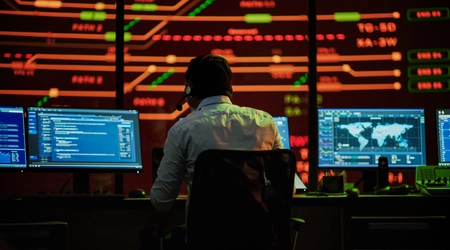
[294,193,450,250]
[0,194,449,250]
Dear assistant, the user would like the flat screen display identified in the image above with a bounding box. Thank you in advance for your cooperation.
[26,107,143,173]
[436,109,450,167]
[0,106,27,171]
[318,108,427,169]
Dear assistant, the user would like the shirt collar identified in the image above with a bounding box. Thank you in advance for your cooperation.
[196,95,232,111]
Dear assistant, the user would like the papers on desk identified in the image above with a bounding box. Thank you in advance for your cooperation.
[295,173,308,193]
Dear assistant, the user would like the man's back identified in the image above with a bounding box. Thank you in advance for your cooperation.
[150,95,282,212]
[171,97,281,185]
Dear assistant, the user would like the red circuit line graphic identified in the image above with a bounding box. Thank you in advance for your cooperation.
[23,53,402,65]
[0,3,405,120]
[0,10,401,22]
[0,10,400,45]
[1,63,402,77]
[14,0,190,11]
[136,83,400,93]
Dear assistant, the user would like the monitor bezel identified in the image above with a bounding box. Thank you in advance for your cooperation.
[25,106,143,173]
[317,107,427,170]
[0,105,27,172]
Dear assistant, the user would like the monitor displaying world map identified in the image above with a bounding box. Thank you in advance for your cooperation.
[318,108,427,169]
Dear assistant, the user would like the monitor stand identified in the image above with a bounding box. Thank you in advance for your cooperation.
[73,173,90,194]
[115,173,123,194]
[72,173,124,194]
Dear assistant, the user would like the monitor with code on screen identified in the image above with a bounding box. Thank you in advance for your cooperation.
[26,107,143,173]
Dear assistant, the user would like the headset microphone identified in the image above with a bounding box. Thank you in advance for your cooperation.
[175,94,187,111]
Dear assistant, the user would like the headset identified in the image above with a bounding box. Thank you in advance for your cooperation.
[176,54,231,111]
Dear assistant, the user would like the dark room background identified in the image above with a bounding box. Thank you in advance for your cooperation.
[0,0,449,196]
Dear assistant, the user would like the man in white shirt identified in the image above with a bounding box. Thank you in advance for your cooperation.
[150,54,283,212]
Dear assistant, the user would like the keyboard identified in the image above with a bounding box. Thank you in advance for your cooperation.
[305,191,329,196]
[21,193,125,201]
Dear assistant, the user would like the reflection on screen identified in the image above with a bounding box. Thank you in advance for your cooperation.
[318,108,427,169]
[437,109,450,166]
[0,106,27,170]
[27,107,143,172]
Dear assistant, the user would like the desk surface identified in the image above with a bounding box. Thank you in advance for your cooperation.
[1,193,448,250]
[2,193,448,210]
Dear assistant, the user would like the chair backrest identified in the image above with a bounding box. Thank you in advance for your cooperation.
[186,149,296,250]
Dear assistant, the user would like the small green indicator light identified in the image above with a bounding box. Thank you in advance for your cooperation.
[131,3,142,11]
[293,73,308,86]
[93,11,106,21]
[104,32,132,42]
[124,32,132,42]
[80,11,106,21]
[188,0,215,17]
[35,95,51,107]
[334,12,361,22]
[245,13,272,23]
[131,4,157,11]
[150,70,175,87]
[80,11,94,20]
[143,4,157,11]
[105,31,115,42]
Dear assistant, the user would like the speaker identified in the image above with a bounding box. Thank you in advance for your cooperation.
[378,156,389,187]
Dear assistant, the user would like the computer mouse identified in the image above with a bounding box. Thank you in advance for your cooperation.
[345,187,360,197]
[394,184,409,189]
[128,188,146,198]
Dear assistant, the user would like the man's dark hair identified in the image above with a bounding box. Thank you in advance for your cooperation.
[185,54,233,98]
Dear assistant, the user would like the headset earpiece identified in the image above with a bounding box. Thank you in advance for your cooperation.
[184,85,193,96]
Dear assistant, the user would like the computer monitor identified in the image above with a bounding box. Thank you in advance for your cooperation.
[26,107,143,193]
[0,106,27,171]
[26,107,143,172]
[436,109,450,166]
[272,116,291,150]
[318,108,427,170]
[272,116,307,193]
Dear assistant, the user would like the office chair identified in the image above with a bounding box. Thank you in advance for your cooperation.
[186,148,305,250]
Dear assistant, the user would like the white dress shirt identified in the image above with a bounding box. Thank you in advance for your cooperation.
[150,95,282,212]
